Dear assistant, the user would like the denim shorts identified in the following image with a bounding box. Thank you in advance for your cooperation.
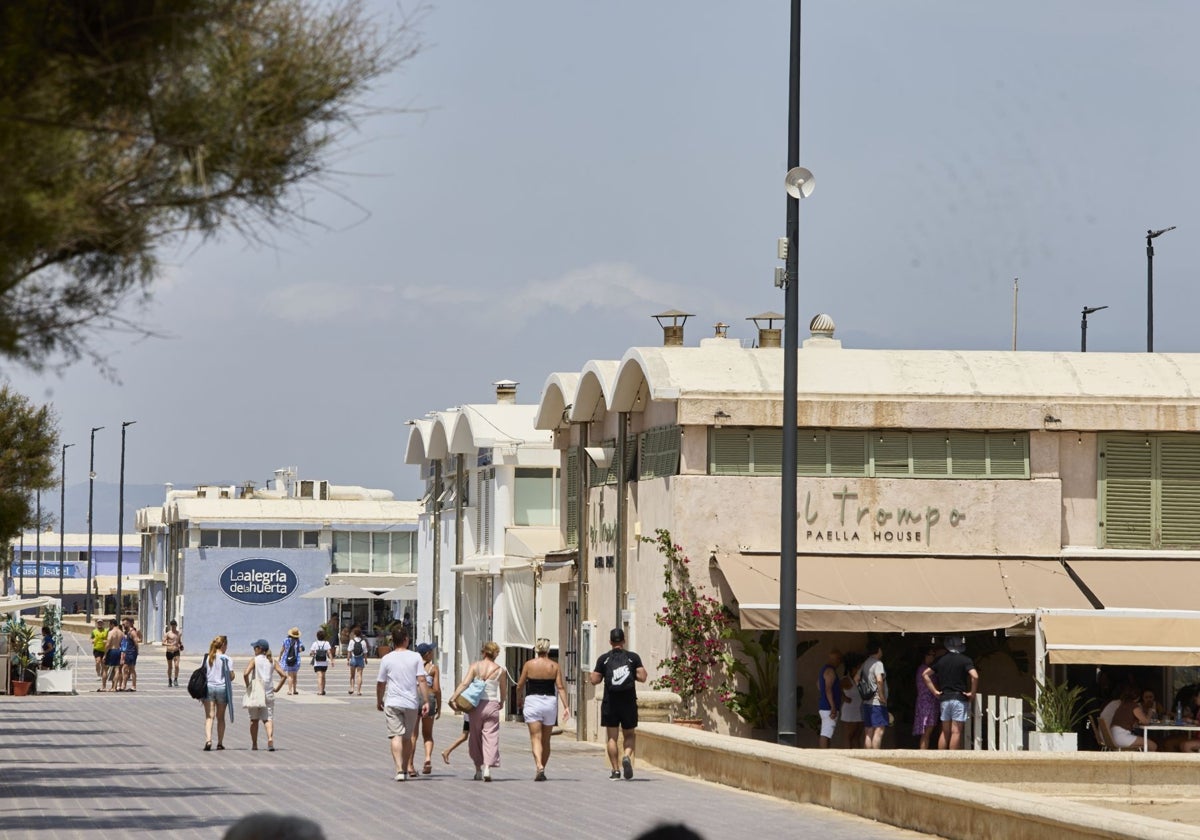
[863,704,890,728]
[940,698,969,722]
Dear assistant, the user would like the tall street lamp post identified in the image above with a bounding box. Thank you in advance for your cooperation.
[1081,305,1108,352]
[1147,226,1176,352]
[116,420,136,624]
[59,443,73,599]
[34,491,42,596]
[85,425,104,621]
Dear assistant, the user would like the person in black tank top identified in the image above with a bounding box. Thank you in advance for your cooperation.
[516,638,571,781]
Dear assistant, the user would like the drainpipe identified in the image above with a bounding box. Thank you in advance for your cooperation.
[575,422,590,742]
[432,460,442,649]
[615,412,629,630]
[453,453,465,684]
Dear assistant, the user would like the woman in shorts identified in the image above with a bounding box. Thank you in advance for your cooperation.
[200,635,233,751]
[515,637,570,781]
[164,620,183,687]
[345,625,367,696]
[309,628,333,695]
[244,639,286,750]
[409,642,441,775]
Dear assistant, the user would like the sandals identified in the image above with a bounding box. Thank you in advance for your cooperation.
[203,742,212,751]
[422,761,432,775]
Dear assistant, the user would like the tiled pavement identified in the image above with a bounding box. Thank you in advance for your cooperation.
[0,634,932,839]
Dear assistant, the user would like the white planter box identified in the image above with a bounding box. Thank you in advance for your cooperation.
[1028,731,1077,752]
[35,669,75,695]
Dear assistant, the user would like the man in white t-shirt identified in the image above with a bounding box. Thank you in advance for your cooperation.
[376,626,429,781]
[860,637,889,749]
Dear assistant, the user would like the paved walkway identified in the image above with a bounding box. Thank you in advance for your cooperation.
[0,635,931,839]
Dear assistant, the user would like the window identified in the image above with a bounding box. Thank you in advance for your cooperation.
[219,529,240,547]
[391,531,416,574]
[709,428,1029,479]
[565,449,579,548]
[350,533,370,573]
[474,468,494,554]
[371,533,391,573]
[303,531,319,548]
[1101,434,1200,549]
[281,531,300,549]
[332,532,351,573]
[199,530,219,547]
[515,468,557,526]
[639,425,682,480]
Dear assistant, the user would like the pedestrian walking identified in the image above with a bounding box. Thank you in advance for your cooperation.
[39,625,55,670]
[164,620,183,686]
[516,637,571,781]
[102,619,123,692]
[91,619,106,681]
[244,639,285,751]
[588,627,647,780]
[449,641,505,782]
[345,624,368,695]
[375,626,430,781]
[309,629,333,695]
[120,618,141,691]
[441,716,469,765]
[409,642,440,775]
[276,627,304,695]
[201,635,234,751]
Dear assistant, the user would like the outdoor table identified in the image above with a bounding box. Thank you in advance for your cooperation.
[1135,721,1200,751]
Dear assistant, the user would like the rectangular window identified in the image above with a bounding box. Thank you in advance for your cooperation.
[372,532,391,573]
[199,530,219,548]
[332,532,351,573]
[515,467,557,526]
[708,428,1029,478]
[240,530,262,549]
[281,531,300,549]
[350,532,370,573]
[219,529,240,548]
[391,531,415,574]
[639,425,682,480]
[566,449,579,548]
[261,530,282,549]
[1101,434,1200,549]
[303,531,319,548]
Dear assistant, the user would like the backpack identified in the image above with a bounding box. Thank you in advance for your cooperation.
[285,639,299,666]
[313,644,328,663]
[604,649,635,692]
[856,667,877,702]
[352,639,364,657]
[187,657,209,700]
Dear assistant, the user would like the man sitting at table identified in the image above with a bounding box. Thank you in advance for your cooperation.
[1110,687,1156,751]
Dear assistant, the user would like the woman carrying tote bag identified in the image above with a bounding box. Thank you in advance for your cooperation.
[243,639,286,751]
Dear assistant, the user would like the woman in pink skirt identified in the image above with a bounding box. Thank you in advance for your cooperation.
[913,646,941,749]
[449,641,506,781]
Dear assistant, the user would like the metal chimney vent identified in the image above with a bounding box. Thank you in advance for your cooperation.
[652,309,693,347]
[748,311,784,348]
[494,379,518,404]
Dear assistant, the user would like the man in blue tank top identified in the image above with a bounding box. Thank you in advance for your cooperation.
[817,648,843,748]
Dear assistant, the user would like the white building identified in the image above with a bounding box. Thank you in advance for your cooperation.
[404,381,564,691]
[136,468,420,652]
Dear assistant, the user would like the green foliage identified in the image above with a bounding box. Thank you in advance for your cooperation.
[643,529,732,716]
[719,627,817,730]
[0,1,422,370]
[0,386,59,555]
[43,603,65,670]
[1025,679,1093,733]
[4,619,37,682]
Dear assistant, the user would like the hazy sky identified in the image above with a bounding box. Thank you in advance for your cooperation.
[6,1,1199,501]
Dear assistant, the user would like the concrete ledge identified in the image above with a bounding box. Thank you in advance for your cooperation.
[638,724,1200,840]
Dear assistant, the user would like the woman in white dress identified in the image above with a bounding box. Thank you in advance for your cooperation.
[244,639,286,751]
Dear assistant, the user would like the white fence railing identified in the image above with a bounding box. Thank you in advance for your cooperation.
[964,693,1024,750]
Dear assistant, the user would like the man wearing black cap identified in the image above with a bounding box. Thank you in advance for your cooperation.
[924,635,979,750]
[589,628,646,780]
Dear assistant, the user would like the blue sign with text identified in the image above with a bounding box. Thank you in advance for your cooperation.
[219,558,298,605]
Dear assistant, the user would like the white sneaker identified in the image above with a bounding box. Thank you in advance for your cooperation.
[395,771,406,782]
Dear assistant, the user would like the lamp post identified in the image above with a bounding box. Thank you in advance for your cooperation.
[1080,305,1108,352]
[116,420,136,624]
[1147,226,1176,352]
[34,491,42,596]
[85,425,104,621]
[59,443,73,598]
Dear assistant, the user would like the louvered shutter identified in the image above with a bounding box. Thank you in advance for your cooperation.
[949,432,987,476]
[911,432,948,476]
[565,449,579,547]
[710,429,751,475]
[829,431,867,476]
[796,430,828,475]
[1101,437,1153,548]
[753,429,784,475]
[1159,437,1200,547]
[988,433,1029,477]
[873,432,910,476]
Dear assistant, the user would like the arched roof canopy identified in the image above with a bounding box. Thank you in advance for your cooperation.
[403,420,435,465]
[571,360,619,422]
[534,373,580,431]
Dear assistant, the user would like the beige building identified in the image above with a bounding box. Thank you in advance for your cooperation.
[533,315,1200,744]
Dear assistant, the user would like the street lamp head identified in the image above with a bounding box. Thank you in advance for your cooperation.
[122,420,137,429]
[91,426,104,434]
[1083,305,1109,316]
[784,166,815,200]
[1148,226,1177,239]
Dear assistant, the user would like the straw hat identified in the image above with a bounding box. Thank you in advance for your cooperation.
[288,627,301,639]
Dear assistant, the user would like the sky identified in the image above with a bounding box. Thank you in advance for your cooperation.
[6,0,1200,506]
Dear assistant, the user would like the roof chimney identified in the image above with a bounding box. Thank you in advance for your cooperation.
[652,309,693,347]
[748,311,784,348]
[494,379,518,404]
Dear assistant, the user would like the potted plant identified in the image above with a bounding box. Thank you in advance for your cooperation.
[1025,678,1092,751]
[372,618,401,657]
[36,604,74,694]
[643,529,731,726]
[5,620,36,696]
[719,627,817,737]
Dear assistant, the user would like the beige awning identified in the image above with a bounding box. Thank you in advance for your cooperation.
[1042,613,1200,667]
[1065,559,1200,611]
[717,554,1094,634]
[504,527,563,560]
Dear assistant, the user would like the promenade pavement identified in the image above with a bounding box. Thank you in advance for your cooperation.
[0,634,931,840]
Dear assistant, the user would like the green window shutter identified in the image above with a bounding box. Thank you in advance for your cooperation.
[640,426,681,479]
[710,429,751,475]
[1101,436,1153,548]
[623,434,637,482]
[829,431,867,476]
[752,428,783,475]
[873,432,910,476]
[590,438,613,487]
[911,432,949,476]
[949,432,987,477]
[565,449,579,547]
[987,433,1029,478]
[796,430,828,476]
[1159,438,1200,548]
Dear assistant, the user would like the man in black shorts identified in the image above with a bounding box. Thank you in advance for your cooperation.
[589,628,646,780]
